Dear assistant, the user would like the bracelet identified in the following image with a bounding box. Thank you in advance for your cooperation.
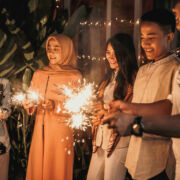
[131,116,144,136]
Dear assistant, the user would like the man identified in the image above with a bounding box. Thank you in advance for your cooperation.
[102,9,179,180]
[103,5,180,180]
[104,67,180,180]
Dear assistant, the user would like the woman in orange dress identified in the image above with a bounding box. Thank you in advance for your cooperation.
[25,34,82,180]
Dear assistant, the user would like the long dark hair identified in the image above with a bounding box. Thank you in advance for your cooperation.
[104,33,138,100]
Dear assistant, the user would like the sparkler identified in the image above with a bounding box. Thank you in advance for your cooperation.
[26,90,41,105]
[11,92,26,105]
[68,113,88,130]
[58,80,97,130]
[11,90,41,106]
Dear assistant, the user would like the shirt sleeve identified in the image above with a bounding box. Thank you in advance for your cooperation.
[1,79,11,118]
[167,68,180,114]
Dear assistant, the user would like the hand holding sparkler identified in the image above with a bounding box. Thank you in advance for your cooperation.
[92,109,108,126]
[41,99,55,111]
[23,99,36,115]
[92,100,104,112]
[12,90,41,115]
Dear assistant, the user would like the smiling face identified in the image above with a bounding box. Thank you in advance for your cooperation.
[141,22,173,61]
[47,39,61,65]
[173,3,180,31]
[106,43,119,71]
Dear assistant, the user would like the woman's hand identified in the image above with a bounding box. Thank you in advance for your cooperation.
[23,100,36,115]
[92,101,103,112]
[23,100,35,109]
[92,109,108,126]
[41,99,55,111]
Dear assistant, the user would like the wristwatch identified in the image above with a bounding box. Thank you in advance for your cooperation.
[131,116,144,136]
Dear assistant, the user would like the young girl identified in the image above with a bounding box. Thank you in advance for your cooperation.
[87,33,138,180]
[25,34,82,180]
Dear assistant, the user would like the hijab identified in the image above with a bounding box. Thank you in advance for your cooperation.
[42,34,77,74]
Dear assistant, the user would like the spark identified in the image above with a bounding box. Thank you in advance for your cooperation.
[27,90,40,104]
[58,80,96,130]
[11,92,26,105]
[67,113,89,131]
[56,104,61,113]
[11,90,41,106]
[67,150,71,155]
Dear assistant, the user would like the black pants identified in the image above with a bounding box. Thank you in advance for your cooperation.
[126,170,169,180]
[149,170,169,180]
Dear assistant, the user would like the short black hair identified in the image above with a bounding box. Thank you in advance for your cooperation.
[141,9,176,34]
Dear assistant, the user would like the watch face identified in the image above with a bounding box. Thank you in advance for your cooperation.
[132,116,143,136]
[132,123,143,136]
[133,124,140,134]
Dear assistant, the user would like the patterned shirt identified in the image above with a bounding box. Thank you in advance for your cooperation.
[0,78,11,152]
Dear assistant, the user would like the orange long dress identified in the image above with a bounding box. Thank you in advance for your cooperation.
[26,35,82,180]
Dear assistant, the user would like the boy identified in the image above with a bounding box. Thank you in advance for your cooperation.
[103,9,179,179]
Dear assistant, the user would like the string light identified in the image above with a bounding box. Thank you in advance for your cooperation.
[78,18,135,62]
[79,17,134,27]
[135,19,140,25]
[77,55,106,61]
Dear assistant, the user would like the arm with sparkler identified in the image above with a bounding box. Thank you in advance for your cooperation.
[91,80,110,126]
[23,91,40,115]
[11,71,43,115]
[91,100,108,126]
[23,72,39,115]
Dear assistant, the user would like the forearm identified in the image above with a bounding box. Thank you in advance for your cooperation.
[129,99,172,116]
[142,114,180,137]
